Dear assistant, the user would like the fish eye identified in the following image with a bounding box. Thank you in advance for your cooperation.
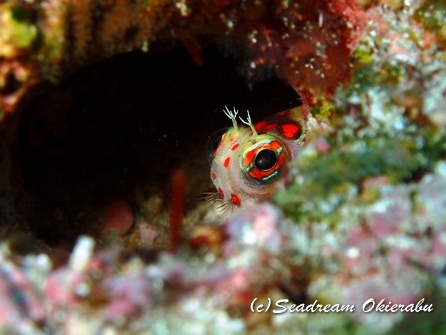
[254,149,277,171]
[206,127,229,164]
[242,137,288,182]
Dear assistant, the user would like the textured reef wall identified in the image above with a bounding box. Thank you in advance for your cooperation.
[0,0,446,334]
[0,0,365,115]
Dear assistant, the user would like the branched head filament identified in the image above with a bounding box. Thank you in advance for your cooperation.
[223,107,258,136]
[223,106,239,129]
[239,110,258,136]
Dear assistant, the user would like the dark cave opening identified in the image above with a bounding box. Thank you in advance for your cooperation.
[11,42,300,246]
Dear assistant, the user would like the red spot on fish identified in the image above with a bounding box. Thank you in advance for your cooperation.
[224,157,230,168]
[281,123,301,139]
[255,121,267,132]
[230,193,241,206]
[211,172,217,180]
[231,143,239,151]
[264,123,277,131]
[218,188,224,198]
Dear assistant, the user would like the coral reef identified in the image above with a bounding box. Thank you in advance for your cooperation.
[0,0,364,116]
[0,0,169,115]
[0,0,445,334]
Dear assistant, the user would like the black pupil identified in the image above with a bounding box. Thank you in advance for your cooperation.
[255,149,277,171]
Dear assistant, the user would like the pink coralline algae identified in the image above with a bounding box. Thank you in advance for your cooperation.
[104,271,152,321]
[0,1,445,334]
[304,162,446,332]
[0,205,292,334]
[0,249,49,332]
[0,163,446,333]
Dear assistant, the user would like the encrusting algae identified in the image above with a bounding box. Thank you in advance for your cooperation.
[0,0,365,116]
[0,0,445,334]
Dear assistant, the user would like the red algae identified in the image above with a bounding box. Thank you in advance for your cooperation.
[236,0,368,102]
[169,168,187,251]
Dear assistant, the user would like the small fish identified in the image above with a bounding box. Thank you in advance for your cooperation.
[205,106,310,211]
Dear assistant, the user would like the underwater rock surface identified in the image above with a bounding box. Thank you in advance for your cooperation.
[0,0,445,334]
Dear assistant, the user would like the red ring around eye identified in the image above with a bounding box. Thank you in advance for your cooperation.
[243,140,287,181]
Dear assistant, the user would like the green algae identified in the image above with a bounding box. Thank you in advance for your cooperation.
[276,0,446,224]
[275,128,446,222]
[414,0,446,31]
[389,284,446,335]
[0,3,37,53]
